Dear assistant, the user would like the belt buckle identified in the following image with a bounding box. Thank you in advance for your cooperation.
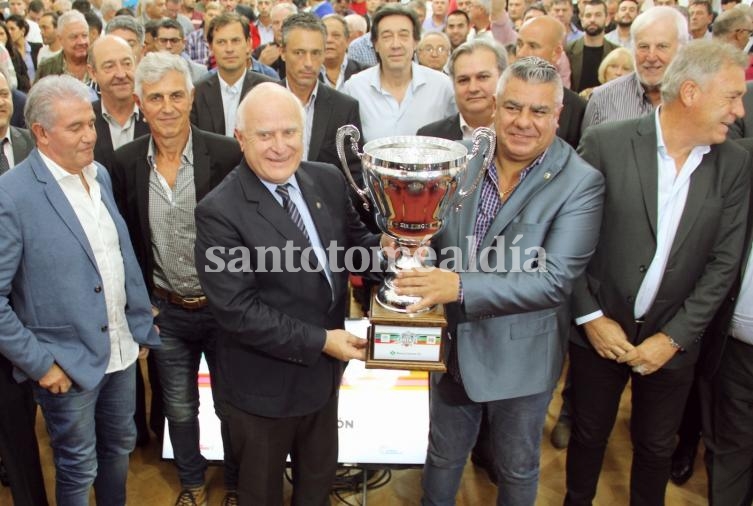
[181,296,203,305]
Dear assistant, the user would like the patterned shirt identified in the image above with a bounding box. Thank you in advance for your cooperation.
[186,29,209,67]
[147,133,203,296]
[347,33,378,68]
[582,71,655,133]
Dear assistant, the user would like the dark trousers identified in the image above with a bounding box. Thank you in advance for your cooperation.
[134,352,163,442]
[0,355,48,506]
[701,337,753,506]
[226,395,339,506]
[565,342,694,506]
[675,375,701,452]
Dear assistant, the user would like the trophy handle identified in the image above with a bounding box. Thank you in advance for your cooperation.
[456,126,496,203]
[336,124,371,211]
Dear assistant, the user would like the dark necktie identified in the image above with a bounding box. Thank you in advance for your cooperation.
[276,183,310,242]
[0,139,9,175]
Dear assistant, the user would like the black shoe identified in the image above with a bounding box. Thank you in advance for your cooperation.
[670,445,697,485]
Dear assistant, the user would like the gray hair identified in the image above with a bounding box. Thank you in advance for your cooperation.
[630,6,689,46]
[712,5,752,37]
[235,82,305,132]
[105,14,145,44]
[661,39,748,102]
[448,38,507,79]
[271,2,298,18]
[100,0,122,17]
[57,9,88,35]
[345,13,366,34]
[472,0,491,13]
[134,52,193,100]
[495,56,563,105]
[281,12,326,47]
[420,30,451,48]
[322,13,349,39]
[25,75,92,136]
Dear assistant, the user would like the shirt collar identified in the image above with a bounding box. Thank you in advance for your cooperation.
[219,72,244,92]
[286,79,319,108]
[101,102,140,123]
[40,150,98,183]
[371,62,426,92]
[259,173,301,198]
[147,128,195,170]
[654,107,710,158]
[459,114,493,137]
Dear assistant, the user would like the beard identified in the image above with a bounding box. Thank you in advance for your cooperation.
[616,18,633,28]
[585,24,605,36]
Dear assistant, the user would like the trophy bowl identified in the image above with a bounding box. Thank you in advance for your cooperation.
[336,125,495,313]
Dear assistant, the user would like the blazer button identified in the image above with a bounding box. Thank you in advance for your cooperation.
[101,325,108,332]
[639,265,647,273]
[94,285,102,293]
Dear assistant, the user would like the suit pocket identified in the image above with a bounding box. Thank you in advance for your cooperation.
[27,325,77,344]
[509,312,558,340]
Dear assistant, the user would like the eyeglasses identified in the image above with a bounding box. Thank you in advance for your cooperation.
[156,37,182,46]
[418,45,448,54]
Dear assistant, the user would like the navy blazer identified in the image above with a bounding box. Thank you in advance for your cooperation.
[0,150,159,390]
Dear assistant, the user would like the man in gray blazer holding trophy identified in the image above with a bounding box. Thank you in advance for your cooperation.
[395,57,605,506]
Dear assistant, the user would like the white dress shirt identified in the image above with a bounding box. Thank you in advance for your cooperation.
[41,153,139,373]
[219,74,244,137]
[575,108,709,324]
[101,103,141,150]
[286,81,318,161]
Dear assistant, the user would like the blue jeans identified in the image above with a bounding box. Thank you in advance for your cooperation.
[33,362,136,506]
[421,373,552,506]
[152,297,237,490]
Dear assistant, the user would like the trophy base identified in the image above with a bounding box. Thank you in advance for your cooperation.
[367,289,447,372]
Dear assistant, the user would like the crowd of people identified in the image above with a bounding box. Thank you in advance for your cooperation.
[0,0,751,505]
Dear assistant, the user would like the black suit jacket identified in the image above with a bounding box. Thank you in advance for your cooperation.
[416,91,585,149]
[9,126,33,166]
[560,88,586,149]
[700,137,753,377]
[190,70,278,135]
[92,100,150,173]
[416,113,463,140]
[194,160,379,417]
[110,128,242,291]
[572,114,750,369]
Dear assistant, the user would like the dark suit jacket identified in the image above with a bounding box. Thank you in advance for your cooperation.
[29,43,42,72]
[700,137,753,377]
[8,126,33,166]
[92,100,150,173]
[416,113,463,140]
[194,160,379,417]
[110,128,242,292]
[416,90,585,149]
[572,114,751,369]
[190,70,278,135]
[11,90,26,129]
[566,38,620,93]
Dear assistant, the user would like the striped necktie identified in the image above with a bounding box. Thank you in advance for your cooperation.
[276,183,310,242]
[0,139,9,175]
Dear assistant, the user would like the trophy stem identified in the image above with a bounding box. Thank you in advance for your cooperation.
[376,244,433,314]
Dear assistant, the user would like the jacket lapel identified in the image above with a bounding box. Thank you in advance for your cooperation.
[308,87,331,162]
[296,168,335,295]
[633,115,659,238]
[191,130,211,201]
[30,151,99,271]
[207,75,225,134]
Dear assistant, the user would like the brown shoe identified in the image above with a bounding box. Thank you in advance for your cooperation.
[222,491,239,506]
[175,485,207,506]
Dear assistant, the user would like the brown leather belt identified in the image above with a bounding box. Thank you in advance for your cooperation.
[152,286,208,310]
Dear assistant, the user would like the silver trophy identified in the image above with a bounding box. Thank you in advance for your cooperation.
[336,125,496,314]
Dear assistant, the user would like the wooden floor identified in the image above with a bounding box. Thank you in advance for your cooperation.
[0,368,709,505]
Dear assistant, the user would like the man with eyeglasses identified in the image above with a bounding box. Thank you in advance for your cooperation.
[417,31,451,72]
[342,4,455,142]
[154,19,208,83]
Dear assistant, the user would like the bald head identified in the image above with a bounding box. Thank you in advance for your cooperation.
[237,83,304,133]
[88,33,134,67]
[516,16,565,65]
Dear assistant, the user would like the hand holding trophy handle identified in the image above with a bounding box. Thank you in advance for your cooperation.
[456,127,497,204]
[335,125,371,211]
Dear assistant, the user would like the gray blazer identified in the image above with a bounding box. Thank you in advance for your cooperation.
[0,150,160,391]
[572,114,750,368]
[433,137,604,402]
[9,126,33,165]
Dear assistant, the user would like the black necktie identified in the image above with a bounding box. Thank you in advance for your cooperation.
[0,139,9,175]
[276,183,310,242]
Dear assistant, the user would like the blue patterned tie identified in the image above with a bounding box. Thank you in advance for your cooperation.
[0,139,9,175]
[276,184,310,242]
